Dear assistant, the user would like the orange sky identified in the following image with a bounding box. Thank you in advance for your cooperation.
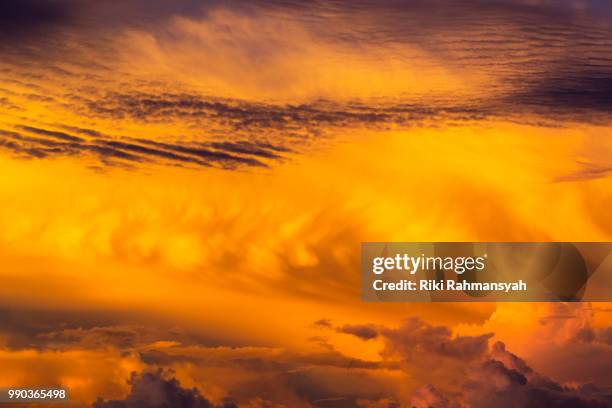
[1,1,612,407]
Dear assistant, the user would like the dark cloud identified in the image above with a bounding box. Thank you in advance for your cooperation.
[16,125,84,142]
[313,319,333,328]
[375,317,612,406]
[139,345,395,373]
[410,384,461,408]
[0,309,234,352]
[38,326,143,350]
[93,370,237,408]
[59,124,104,138]
[131,139,267,168]
[0,0,228,46]
[0,0,75,40]
[117,352,398,408]
[505,68,612,122]
[2,83,609,173]
[403,333,612,408]
[336,324,379,341]
[460,342,612,408]
[3,307,612,407]
[106,318,612,407]
[381,317,493,361]
[524,304,612,385]
[231,367,400,408]
[490,341,533,376]
[100,140,210,167]
[0,308,128,350]
[207,142,284,160]
[0,124,285,170]
[81,92,489,132]
[0,310,171,352]
[3,0,612,118]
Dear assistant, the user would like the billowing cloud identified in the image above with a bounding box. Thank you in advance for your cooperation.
[458,340,612,408]
[93,370,237,408]
[2,304,612,407]
[382,318,493,361]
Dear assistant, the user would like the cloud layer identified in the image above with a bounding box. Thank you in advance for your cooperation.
[2,0,612,171]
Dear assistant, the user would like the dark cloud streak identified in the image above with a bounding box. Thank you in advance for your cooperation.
[0,124,285,170]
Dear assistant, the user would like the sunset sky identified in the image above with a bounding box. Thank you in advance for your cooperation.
[1,1,612,407]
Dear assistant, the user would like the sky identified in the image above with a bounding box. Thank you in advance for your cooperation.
[1,0,612,407]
